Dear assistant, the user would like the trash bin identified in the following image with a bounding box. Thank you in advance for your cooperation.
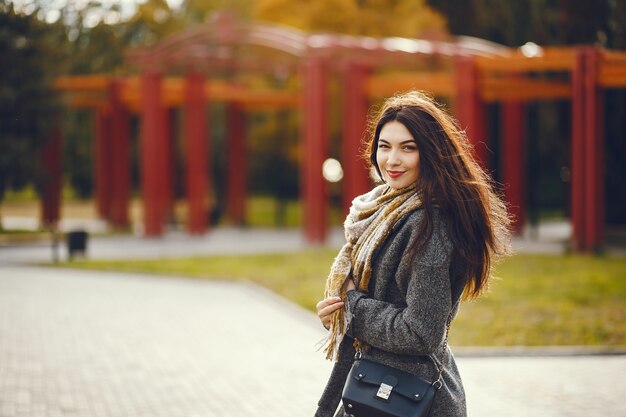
[67,230,88,260]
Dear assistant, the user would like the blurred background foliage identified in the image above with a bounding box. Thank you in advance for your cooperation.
[0,0,625,227]
[254,0,447,37]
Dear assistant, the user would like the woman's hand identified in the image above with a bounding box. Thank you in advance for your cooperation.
[316,279,356,330]
[316,297,344,330]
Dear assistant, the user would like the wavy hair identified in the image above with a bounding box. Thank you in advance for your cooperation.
[364,91,512,299]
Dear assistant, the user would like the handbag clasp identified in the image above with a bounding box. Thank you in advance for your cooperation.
[376,383,393,400]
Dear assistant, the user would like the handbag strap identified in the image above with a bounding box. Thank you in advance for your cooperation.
[430,299,459,389]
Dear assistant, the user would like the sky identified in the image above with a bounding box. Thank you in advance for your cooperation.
[9,0,184,27]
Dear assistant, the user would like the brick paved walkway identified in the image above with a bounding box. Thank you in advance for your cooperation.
[0,266,337,417]
[1,266,625,417]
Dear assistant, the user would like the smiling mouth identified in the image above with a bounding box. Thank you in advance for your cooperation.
[386,170,404,179]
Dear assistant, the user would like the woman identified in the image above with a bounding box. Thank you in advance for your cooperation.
[315,91,511,417]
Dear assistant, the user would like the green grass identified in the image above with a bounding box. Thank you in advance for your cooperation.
[0,229,56,244]
[455,255,626,346]
[3,184,79,201]
[243,196,303,227]
[57,252,626,347]
[242,196,345,227]
[0,229,43,235]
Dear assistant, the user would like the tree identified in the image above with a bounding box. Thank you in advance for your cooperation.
[426,0,625,48]
[182,0,255,24]
[254,0,446,38]
[0,0,239,204]
[0,3,67,224]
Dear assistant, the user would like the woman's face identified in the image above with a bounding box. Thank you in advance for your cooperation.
[376,120,420,190]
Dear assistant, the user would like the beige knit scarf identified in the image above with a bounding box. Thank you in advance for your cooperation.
[323,184,422,361]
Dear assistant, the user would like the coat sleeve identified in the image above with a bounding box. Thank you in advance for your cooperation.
[345,211,454,356]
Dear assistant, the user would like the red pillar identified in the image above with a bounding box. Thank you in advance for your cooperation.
[454,56,488,167]
[108,80,130,229]
[301,58,329,243]
[184,72,208,234]
[163,107,175,226]
[584,48,604,252]
[501,102,526,234]
[40,118,62,229]
[572,51,585,251]
[341,62,371,213]
[572,47,604,252]
[141,70,167,237]
[590,52,604,252]
[227,103,246,225]
[94,106,111,220]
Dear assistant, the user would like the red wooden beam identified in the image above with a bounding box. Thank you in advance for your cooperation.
[141,71,167,236]
[571,50,585,251]
[301,58,329,243]
[342,62,372,213]
[571,47,605,252]
[162,107,174,227]
[501,101,526,234]
[109,80,130,229]
[94,107,111,220]
[40,119,62,229]
[454,56,488,167]
[227,103,246,225]
[594,74,606,252]
[184,72,208,234]
[582,47,604,251]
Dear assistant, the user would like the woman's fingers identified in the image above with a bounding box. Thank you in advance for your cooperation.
[318,301,344,317]
[316,297,344,329]
[315,296,342,311]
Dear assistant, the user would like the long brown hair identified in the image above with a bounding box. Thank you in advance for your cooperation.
[364,91,512,299]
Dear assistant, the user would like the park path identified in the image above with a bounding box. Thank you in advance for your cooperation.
[1,264,625,417]
[0,220,571,266]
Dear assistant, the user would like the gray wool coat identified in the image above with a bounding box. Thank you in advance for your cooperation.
[315,208,467,417]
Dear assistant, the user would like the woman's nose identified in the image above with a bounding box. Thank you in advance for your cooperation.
[387,149,401,165]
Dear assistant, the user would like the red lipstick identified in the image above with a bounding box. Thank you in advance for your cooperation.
[387,170,404,179]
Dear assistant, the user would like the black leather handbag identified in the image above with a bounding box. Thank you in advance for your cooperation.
[341,306,456,417]
[341,354,441,417]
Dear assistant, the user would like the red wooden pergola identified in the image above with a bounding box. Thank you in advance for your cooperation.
[47,12,626,252]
